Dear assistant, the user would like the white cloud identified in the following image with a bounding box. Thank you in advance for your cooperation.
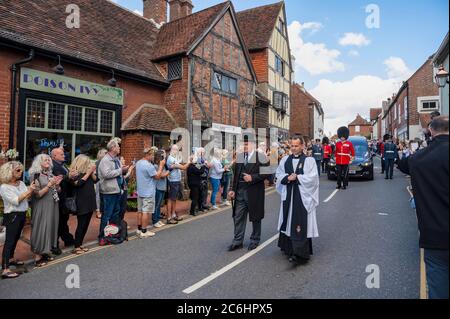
[310,70,408,135]
[348,50,360,57]
[339,32,370,47]
[288,21,345,76]
[383,56,412,79]
[133,9,143,16]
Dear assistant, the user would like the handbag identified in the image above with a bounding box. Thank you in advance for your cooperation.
[65,196,77,214]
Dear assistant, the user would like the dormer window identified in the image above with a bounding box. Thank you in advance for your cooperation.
[168,59,182,81]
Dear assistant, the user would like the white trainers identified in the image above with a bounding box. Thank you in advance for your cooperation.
[211,205,219,210]
[139,231,155,238]
[136,229,142,236]
[153,221,165,228]
[224,201,231,206]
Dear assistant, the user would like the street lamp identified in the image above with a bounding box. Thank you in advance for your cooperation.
[435,65,449,88]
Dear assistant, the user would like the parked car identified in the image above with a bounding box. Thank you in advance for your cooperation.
[327,136,374,180]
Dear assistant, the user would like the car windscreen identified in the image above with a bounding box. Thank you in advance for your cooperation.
[350,141,369,158]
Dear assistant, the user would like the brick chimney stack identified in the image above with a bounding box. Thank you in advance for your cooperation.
[143,0,167,24]
[169,0,193,21]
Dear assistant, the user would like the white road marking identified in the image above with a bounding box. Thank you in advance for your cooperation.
[182,233,280,294]
[378,213,389,216]
[323,189,339,203]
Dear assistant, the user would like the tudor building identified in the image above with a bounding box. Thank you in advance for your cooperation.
[0,0,259,166]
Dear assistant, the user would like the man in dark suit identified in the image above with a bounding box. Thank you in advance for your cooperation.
[228,134,268,251]
[51,147,76,254]
[398,116,448,299]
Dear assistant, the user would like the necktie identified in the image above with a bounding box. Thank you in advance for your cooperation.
[244,153,248,165]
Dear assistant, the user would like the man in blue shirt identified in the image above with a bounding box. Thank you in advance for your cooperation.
[135,147,165,238]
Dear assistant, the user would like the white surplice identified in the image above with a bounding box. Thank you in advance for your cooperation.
[276,155,320,238]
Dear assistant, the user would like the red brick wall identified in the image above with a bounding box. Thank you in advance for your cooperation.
[290,84,313,138]
[121,132,153,163]
[349,125,371,137]
[249,50,268,83]
[0,47,165,163]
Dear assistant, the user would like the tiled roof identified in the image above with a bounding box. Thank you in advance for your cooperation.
[370,108,382,121]
[122,104,178,132]
[349,114,370,126]
[151,2,229,61]
[236,2,283,50]
[0,0,167,84]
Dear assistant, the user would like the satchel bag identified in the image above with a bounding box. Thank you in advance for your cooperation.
[65,195,77,214]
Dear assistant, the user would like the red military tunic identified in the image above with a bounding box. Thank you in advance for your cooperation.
[334,140,355,165]
[323,145,332,159]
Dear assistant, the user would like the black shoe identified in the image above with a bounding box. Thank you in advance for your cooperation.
[248,243,259,251]
[336,186,341,189]
[51,248,62,256]
[227,244,243,252]
[390,177,393,180]
[190,211,198,216]
[342,186,347,190]
[385,177,388,180]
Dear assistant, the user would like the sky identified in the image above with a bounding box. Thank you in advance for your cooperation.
[109,0,449,136]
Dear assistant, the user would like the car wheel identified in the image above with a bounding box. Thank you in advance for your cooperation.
[368,167,374,180]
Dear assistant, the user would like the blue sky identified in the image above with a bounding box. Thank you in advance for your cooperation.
[111,0,449,135]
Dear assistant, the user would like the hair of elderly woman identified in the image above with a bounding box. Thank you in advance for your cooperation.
[0,161,23,184]
[70,154,92,174]
[97,148,107,160]
[28,154,53,177]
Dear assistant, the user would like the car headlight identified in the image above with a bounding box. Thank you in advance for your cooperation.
[329,162,336,166]
[362,162,371,167]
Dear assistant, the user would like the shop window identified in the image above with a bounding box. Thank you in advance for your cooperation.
[25,131,72,168]
[84,108,98,132]
[168,59,182,81]
[26,99,45,128]
[68,105,82,131]
[48,103,65,130]
[75,134,112,160]
[100,110,114,134]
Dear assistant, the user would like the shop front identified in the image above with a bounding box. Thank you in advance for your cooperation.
[17,68,123,167]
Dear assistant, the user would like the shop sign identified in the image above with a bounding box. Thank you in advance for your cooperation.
[20,68,124,105]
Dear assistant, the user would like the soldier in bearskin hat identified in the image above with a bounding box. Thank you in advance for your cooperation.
[334,127,355,189]
[322,137,332,174]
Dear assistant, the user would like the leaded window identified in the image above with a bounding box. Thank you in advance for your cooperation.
[84,108,98,132]
[48,103,65,130]
[168,59,182,81]
[26,99,46,128]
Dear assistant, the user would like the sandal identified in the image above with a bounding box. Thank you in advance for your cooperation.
[79,246,90,252]
[34,259,47,267]
[174,216,184,222]
[71,248,84,255]
[9,260,25,267]
[2,271,20,279]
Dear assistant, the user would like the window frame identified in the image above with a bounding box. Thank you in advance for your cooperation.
[212,71,238,96]
[417,96,440,113]
[167,59,183,81]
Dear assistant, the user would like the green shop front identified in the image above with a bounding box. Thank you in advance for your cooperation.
[17,68,123,168]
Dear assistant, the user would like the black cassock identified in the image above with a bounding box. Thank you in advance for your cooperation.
[277,154,313,260]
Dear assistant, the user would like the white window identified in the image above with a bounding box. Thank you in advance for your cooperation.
[355,125,360,133]
[418,96,440,113]
[394,104,397,119]
[398,104,401,124]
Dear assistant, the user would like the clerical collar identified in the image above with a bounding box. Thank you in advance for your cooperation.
[292,154,302,159]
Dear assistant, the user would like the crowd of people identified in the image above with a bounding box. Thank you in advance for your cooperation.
[0,116,448,299]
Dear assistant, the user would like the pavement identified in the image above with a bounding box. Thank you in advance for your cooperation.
[0,159,421,299]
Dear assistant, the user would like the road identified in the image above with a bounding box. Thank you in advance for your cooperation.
[0,158,420,299]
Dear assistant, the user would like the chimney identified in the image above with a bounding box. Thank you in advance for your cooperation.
[169,0,193,21]
[143,0,167,24]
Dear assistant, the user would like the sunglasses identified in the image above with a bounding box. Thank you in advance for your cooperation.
[15,169,23,173]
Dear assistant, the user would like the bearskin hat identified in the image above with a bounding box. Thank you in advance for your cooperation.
[337,126,350,139]
[322,136,330,145]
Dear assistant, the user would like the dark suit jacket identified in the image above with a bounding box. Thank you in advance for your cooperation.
[52,160,73,214]
[398,135,449,250]
[231,151,269,222]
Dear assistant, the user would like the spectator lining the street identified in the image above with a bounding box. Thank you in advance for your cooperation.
[135,147,165,238]
[119,156,135,222]
[70,155,98,255]
[0,161,36,279]
[95,149,107,220]
[209,148,227,210]
[153,150,170,228]
[220,149,232,206]
[97,139,129,245]
[398,116,449,299]
[187,148,207,216]
[29,154,62,266]
[166,145,190,224]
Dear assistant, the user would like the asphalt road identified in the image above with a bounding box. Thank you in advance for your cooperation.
[0,158,420,299]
